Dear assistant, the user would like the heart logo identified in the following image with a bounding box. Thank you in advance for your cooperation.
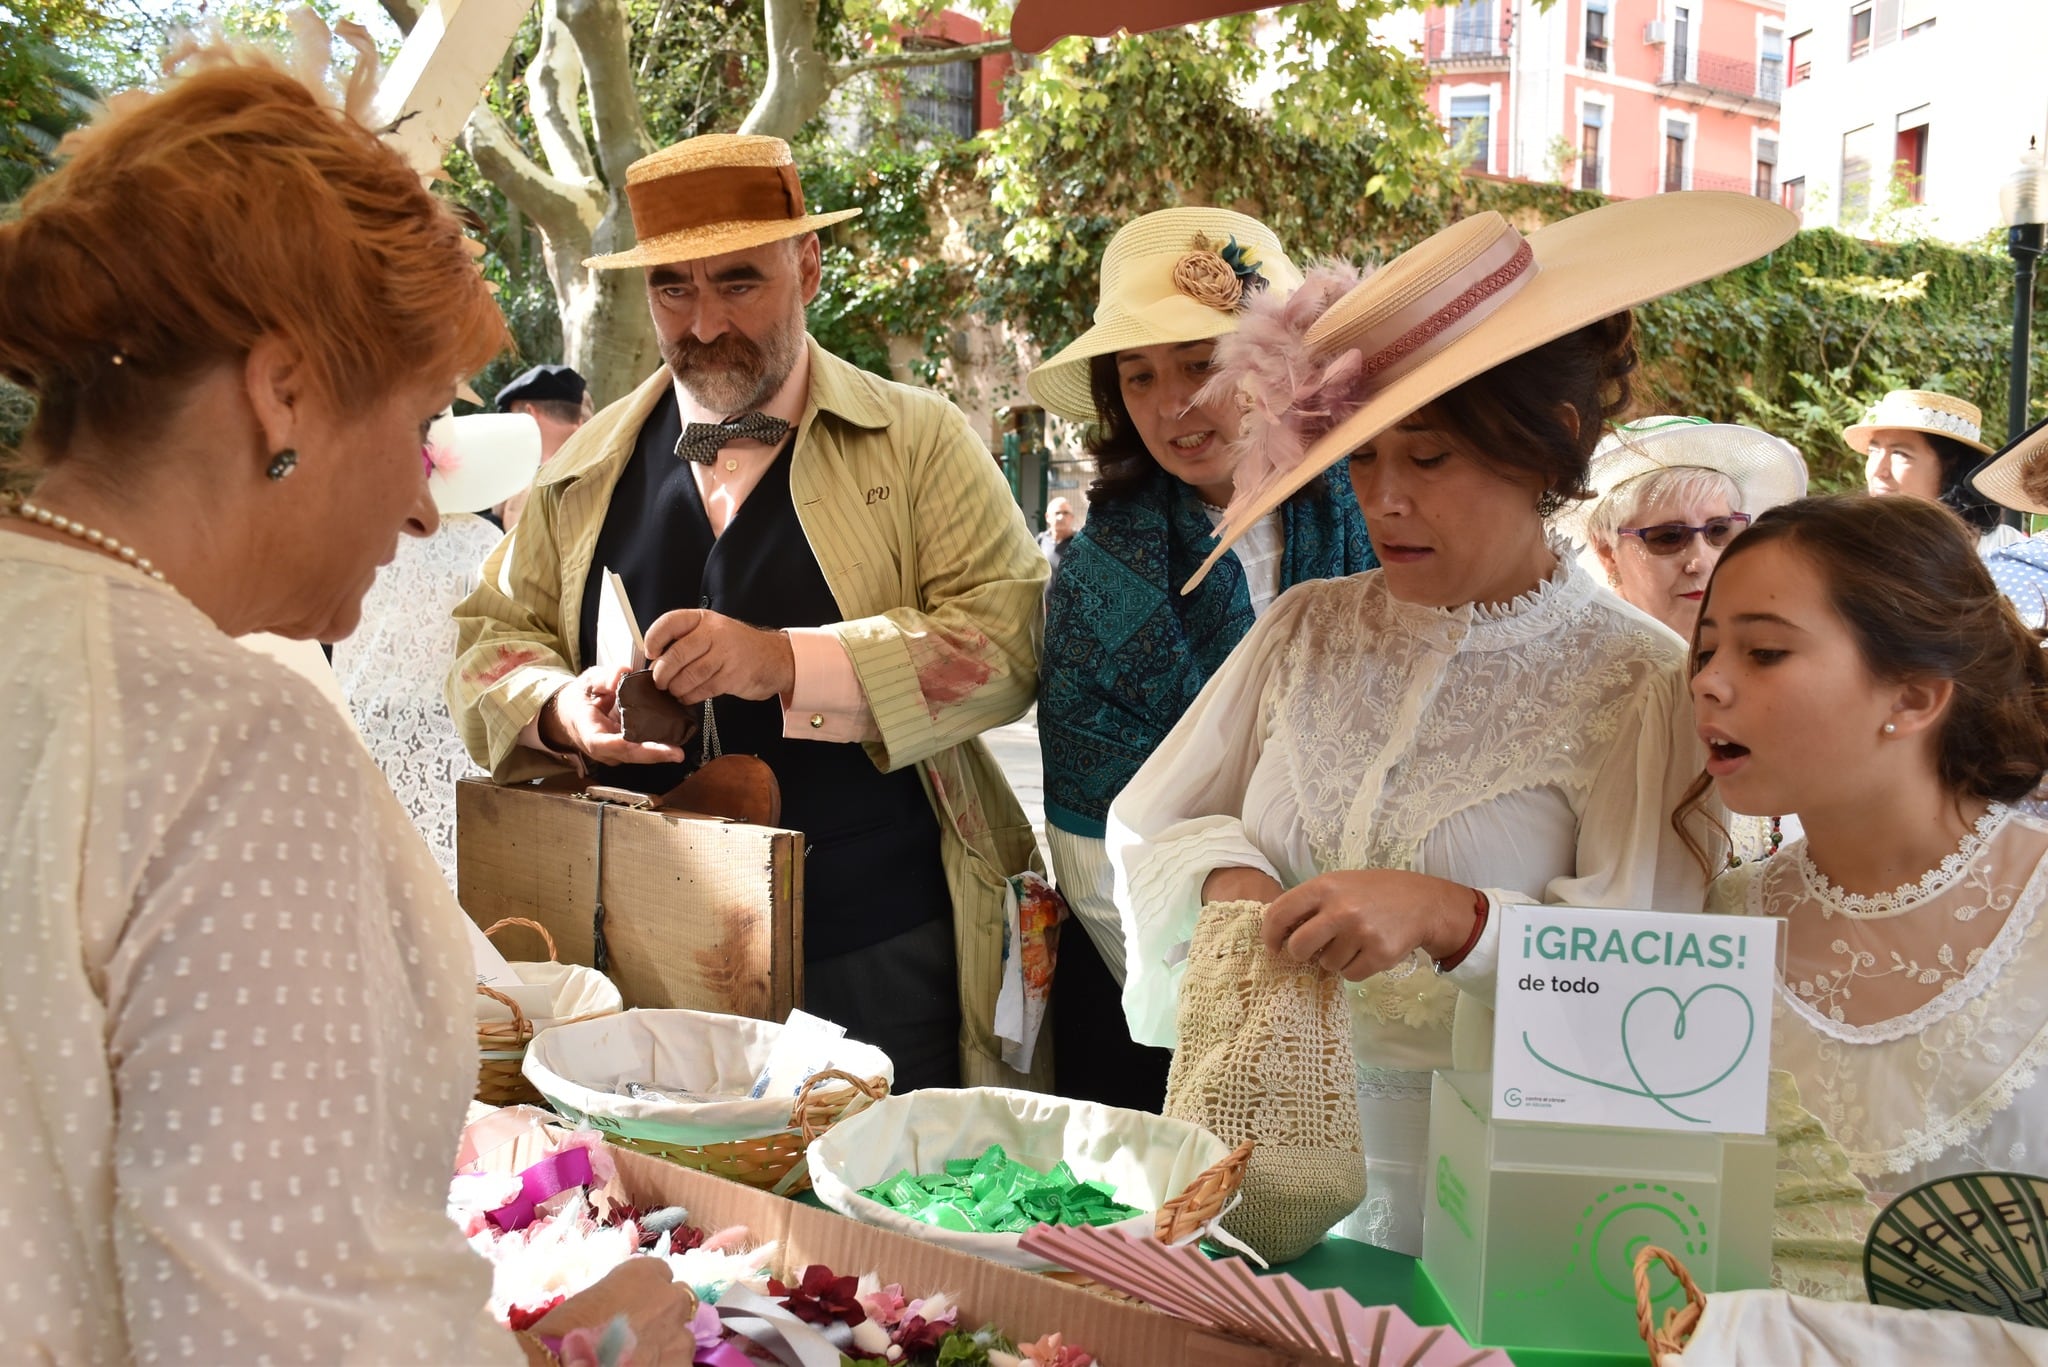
[1619,985,1755,1124]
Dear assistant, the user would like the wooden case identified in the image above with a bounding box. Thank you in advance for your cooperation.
[456,776,803,1020]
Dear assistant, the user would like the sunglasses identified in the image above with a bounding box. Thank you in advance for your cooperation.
[1619,513,1752,556]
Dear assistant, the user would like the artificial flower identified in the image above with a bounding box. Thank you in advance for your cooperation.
[935,1325,1016,1367]
[849,1317,899,1358]
[769,1264,866,1327]
[903,1292,956,1327]
[893,1313,952,1355]
[558,1315,636,1367]
[505,1295,564,1332]
[1020,1332,1094,1367]
[856,1273,908,1327]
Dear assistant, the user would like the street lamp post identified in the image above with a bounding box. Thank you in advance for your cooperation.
[2001,139,2048,527]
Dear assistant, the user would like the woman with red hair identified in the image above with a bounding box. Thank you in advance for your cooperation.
[0,46,618,1365]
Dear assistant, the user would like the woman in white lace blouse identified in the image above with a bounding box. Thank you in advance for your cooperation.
[0,47,673,1366]
[1692,494,2048,1218]
[1109,196,1795,1254]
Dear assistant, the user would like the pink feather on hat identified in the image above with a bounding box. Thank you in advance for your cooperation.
[1199,262,1375,525]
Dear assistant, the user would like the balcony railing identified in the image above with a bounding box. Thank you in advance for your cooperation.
[1425,14,1510,65]
[1579,156,1602,191]
[1687,169,1758,195]
[1658,50,1783,106]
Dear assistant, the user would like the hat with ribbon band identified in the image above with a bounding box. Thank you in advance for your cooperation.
[424,412,542,515]
[584,134,861,271]
[1185,192,1799,591]
[1969,416,2048,516]
[1841,389,1994,457]
[1552,415,1809,545]
[1026,207,1304,425]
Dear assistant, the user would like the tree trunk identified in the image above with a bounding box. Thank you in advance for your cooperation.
[742,0,1010,140]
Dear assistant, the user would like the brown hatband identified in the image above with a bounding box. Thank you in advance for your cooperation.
[624,162,806,240]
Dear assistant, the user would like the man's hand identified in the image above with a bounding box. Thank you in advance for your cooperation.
[540,663,689,766]
[644,608,796,706]
[1202,865,1286,906]
[1260,870,1479,981]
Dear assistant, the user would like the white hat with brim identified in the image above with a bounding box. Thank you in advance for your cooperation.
[1551,416,1809,545]
[1969,417,2048,516]
[1026,207,1306,425]
[426,412,542,514]
[1186,192,1799,590]
[583,134,861,271]
[1841,388,1994,456]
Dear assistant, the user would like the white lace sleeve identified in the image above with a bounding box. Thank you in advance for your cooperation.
[1108,591,1303,1048]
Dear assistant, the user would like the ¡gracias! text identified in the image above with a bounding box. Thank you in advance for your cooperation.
[1521,923,1750,971]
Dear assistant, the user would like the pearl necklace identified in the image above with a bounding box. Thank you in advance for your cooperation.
[3,493,167,582]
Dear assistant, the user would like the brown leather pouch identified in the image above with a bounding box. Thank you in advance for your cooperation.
[616,668,698,747]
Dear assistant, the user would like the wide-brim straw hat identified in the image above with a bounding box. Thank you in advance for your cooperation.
[1970,416,2048,515]
[1841,388,1993,456]
[1552,416,1809,544]
[1187,192,1798,590]
[426,412,541,514]
[1026,207,1306,425]
[584,134,861,270]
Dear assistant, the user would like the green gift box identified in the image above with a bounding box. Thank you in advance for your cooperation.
[1421,1070,1775,1358]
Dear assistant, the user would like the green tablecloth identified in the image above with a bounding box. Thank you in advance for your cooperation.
[1281,1237,1642,1367]
[795,1187,1637,1366]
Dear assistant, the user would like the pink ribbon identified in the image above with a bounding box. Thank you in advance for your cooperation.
[487,1146,596,1232]
[692,1302,755,1367]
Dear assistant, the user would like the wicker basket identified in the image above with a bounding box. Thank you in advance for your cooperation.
[475,918,620,1107]
[807,1087,1241,1271]
[522,1008,895,1195]
[1635,1245,1708,1366]
[611,1066,890,1194]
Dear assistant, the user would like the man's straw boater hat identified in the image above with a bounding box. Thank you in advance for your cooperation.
[583,134,861,270]
[1841,389,1995,457]
[1026,207,1305,425]
[1970,416,2048,516]
[1186,192,1799,590]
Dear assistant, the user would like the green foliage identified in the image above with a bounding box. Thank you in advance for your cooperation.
[1633,228,2039,490]
[803,143,980,383]
[1,0,105,196]
[974,5,1451,349]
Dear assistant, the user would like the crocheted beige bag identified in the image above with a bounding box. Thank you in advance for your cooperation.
[1162,899,1364,1263]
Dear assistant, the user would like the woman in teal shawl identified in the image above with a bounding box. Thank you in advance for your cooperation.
[1028,208,1375,1111]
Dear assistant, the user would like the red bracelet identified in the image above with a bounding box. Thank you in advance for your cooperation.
[1434,887,1490,974]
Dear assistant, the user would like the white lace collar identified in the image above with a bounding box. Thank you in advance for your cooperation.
[1378,535,1597,653]
[1793,804,2011,919]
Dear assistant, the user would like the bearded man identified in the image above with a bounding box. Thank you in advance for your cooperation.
[449,135,1048,1090]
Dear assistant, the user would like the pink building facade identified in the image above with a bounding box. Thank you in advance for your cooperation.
[1418,0,1785,202]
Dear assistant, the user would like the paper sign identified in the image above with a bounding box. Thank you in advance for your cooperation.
[594,567,648,671]
[1491,904,1778,1134]
[466,914,523,989]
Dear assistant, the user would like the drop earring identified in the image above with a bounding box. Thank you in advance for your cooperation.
[266,449,299,481]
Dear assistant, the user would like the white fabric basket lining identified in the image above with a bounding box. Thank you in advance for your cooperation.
[523,1008,893,1147]
[807,1086,1231,1272]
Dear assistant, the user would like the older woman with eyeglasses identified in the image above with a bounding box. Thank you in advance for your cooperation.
[1561,417,1808,641]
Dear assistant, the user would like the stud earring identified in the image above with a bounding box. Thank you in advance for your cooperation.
[1882,722,1897,735]
[266,449,299,481]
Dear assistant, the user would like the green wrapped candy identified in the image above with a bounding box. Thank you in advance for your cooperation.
[857,1142,1143,1234]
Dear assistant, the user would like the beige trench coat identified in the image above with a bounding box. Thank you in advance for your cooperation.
[449,339,1048,1081]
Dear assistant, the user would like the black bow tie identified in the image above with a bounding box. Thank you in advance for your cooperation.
[674,412,791,464]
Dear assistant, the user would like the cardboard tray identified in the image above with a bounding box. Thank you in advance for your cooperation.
[457,776,802,1020]
[599,1129,1290,1367]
